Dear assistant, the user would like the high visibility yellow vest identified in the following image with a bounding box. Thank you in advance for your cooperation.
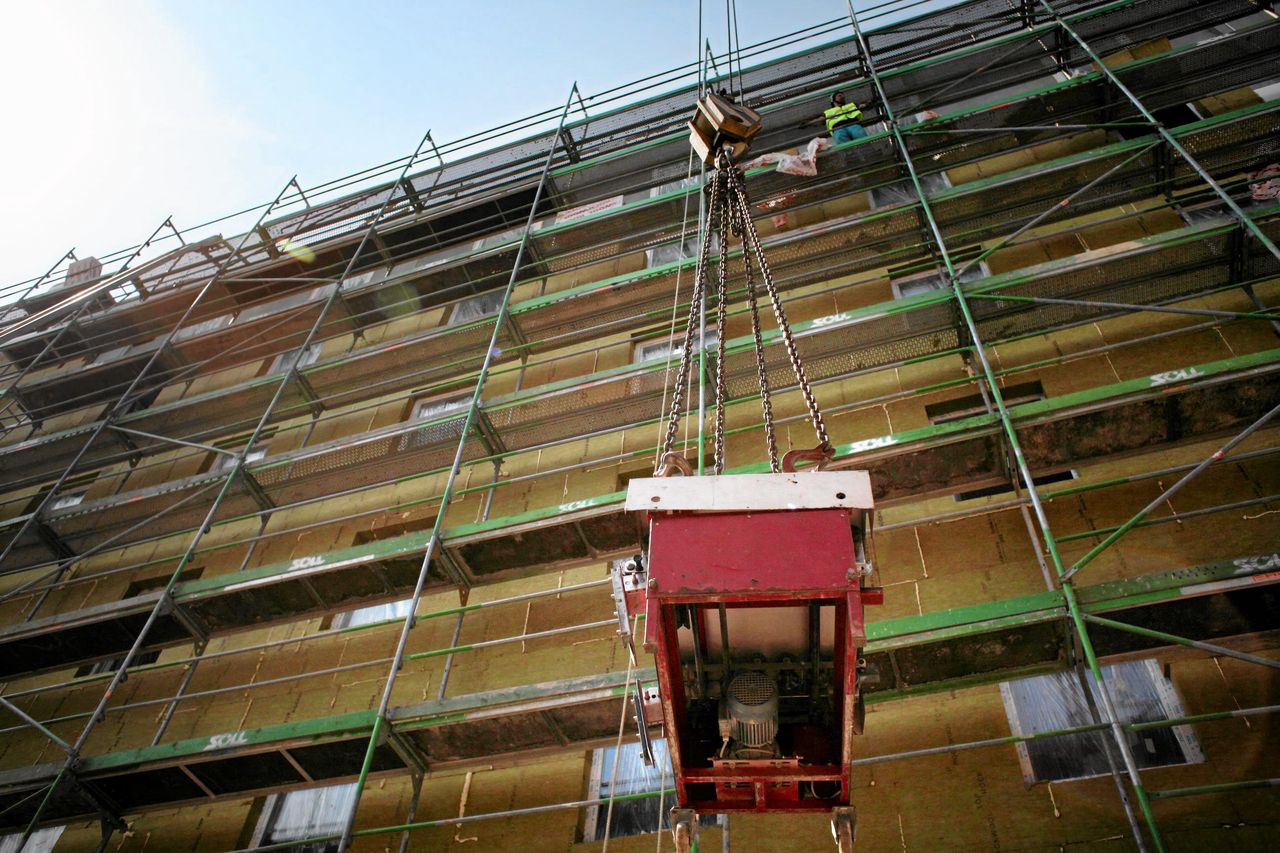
[824,103,863,132]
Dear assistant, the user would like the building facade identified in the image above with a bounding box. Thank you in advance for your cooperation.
[0,0,1277,850]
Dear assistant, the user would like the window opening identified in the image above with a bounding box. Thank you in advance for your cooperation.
[1000,659,1202,784]
[926,381,1045,425]
[397,394,470,453]
[50,489,88,511]
[33,470,97,515]
[615,455,710,491]
[890,260,986,300]
[409,394,470,422]
[118,386,162,416]
[448,290,504,326]
[76,649,161,677]
[869,172,949,210]
[215,444,267,473]
[124,567,204,598]
[252,783,356,852]
[953,469,1078,502]
[206,428,277,474]
[351,514,439,547]
[74,567,204,676]
[649,176,701,199]
[179,315,234,338]
[634,329,719,365]
[332,598,412,629]
[583,739,718,840]
[0,825,64,853]
[212,446,267,473]
[645,232,719,269]
[109,279,144,303]
[268,342,323,375]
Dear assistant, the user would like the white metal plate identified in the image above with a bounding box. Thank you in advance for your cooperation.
[624,471,873,512]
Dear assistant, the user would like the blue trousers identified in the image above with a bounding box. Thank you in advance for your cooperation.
[833,123,867,144]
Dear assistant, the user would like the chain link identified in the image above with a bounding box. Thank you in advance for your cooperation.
[658,142,832,475]
[712,150,733,474]
[658,164,726,470]
[726,163,832,451]
[737,216,780,473]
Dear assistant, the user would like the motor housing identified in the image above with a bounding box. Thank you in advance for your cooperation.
[725,670,779,749]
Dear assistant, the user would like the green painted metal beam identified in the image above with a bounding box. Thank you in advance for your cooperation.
[2,345,1275,682]
[1,552,1275,832]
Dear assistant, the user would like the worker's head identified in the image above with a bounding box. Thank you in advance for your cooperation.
[831,91,846,106]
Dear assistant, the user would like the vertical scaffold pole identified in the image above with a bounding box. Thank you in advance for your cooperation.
[10,177,301,847]
[1036,0,1280,264]
[334,83,580,853]
[842,2,1163,850]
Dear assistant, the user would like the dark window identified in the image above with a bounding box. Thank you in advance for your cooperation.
[28,470,98,515]
[123,566,203,598]
[925,381,1045,425]
[953,469,1077,502]
[75,648,161,677]
[74,567,203,677]
[118,386,162,416]
[616,455,710,491]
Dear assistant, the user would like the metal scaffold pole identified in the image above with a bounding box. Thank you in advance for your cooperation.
[843,1,1171,849]
[8,177,302,848]
[1036,0,1280,265]
[332,82,582,853]
[0,1,1277,843]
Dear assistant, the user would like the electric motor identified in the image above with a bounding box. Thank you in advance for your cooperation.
[725,670,779,748]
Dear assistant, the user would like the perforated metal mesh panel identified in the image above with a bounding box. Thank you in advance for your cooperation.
[250,414,486,507]
[976,218,1280,341]
[1070,0,1258,61]
[0,427,129,492]
[307,320,510,411]
[1115,25,1280,112]
[46,473,263,551]
[1176,110,1280,176]
[127,381,315,449]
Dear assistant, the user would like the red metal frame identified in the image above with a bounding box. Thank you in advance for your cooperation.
[635,507,880,814]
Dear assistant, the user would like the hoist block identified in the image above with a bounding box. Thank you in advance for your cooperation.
[688,92,762,166]
[619,471,881,839]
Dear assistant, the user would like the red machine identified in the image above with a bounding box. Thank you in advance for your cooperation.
[616,471,881,851]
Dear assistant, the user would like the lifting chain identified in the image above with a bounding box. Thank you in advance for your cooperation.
[657,146,834,477]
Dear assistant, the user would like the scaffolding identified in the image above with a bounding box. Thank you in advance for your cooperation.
[0,0,1277,850]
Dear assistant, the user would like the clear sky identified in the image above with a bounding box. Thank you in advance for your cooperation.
[1,1,911,289]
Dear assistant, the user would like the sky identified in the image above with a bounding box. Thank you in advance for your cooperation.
[0,0,912,290]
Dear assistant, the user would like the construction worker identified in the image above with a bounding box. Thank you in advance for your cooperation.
[824,91,867,144]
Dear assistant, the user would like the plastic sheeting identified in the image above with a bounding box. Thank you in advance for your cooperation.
[1000,659,1203,784]
[743,136,834,178]
[1248,163,1280,201]
[0,826,63,853]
